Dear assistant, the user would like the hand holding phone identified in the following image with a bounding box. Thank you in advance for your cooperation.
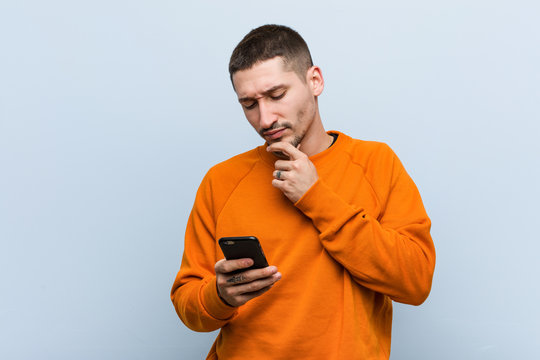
[215,236,281,307]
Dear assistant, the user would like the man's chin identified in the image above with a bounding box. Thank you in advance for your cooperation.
[263,133,302,158]
[261,139,287,159]
[265,136,299,147]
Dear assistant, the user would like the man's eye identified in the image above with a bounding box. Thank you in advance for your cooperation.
[243,102,257,110]
[271,92,285,100]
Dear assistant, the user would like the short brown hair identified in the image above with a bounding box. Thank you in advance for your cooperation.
[229,24,314,82]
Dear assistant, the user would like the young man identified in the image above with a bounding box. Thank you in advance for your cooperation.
[171,25,435,359]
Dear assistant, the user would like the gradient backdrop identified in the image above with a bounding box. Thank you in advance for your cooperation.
[1,1,539,359]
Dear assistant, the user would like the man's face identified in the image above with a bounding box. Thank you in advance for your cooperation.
[232,57,321,149]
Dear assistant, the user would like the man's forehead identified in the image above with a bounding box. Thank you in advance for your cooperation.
[232,57,296,96]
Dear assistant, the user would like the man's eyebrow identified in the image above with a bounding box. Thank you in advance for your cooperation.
[238,84,287,103]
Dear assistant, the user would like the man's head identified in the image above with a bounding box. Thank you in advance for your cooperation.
[229,25,327,156]
[229,24,313,84]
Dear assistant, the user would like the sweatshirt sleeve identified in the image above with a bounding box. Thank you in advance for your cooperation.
[294,145,436,305]
[170,173,238,332]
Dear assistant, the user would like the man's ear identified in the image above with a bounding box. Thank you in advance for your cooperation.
[307,66,324,96]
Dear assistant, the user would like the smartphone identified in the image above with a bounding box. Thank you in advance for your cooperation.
[218,236,269,272]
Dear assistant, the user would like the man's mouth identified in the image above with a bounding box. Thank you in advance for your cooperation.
[263,127,287,140]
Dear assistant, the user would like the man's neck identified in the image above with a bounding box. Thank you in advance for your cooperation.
[298,119,333,157]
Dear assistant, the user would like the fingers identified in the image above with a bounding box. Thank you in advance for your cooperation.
[273,169,286,180]
[274,159,292,171]
[272,168,302,181]
[220,265,278,285]
[224,271,281,295]
[269,144,319,202]
[215,263,282,307]
[267,142,305,160]
[273,159,294,181]
[215,258,254,275]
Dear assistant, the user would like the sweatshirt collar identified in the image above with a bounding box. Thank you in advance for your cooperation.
[257,130,348,168]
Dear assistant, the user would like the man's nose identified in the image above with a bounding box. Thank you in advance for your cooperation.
[258,100,276,129]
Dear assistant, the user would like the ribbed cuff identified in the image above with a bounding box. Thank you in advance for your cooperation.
[201,277,238,321]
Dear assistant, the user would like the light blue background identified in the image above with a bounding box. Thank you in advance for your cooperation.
[1,1,539,359]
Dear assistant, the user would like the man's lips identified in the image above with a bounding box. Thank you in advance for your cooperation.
[263,128,287,140]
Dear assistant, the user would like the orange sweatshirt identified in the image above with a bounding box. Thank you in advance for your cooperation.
[171,131,435,360]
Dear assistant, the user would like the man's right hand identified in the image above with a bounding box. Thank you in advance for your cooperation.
[215,258,282,307]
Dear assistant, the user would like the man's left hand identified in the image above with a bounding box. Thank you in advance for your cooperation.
[267,142,318,203]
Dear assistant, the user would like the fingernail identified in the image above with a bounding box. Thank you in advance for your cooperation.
[275,272,282,280]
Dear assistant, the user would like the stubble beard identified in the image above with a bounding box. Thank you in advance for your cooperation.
[262,105,312,157]
[269,131,304,160]
[289,107,308,149]
[290,134,303,148]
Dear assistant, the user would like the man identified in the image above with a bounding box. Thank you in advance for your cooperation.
[171,24,435,359]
